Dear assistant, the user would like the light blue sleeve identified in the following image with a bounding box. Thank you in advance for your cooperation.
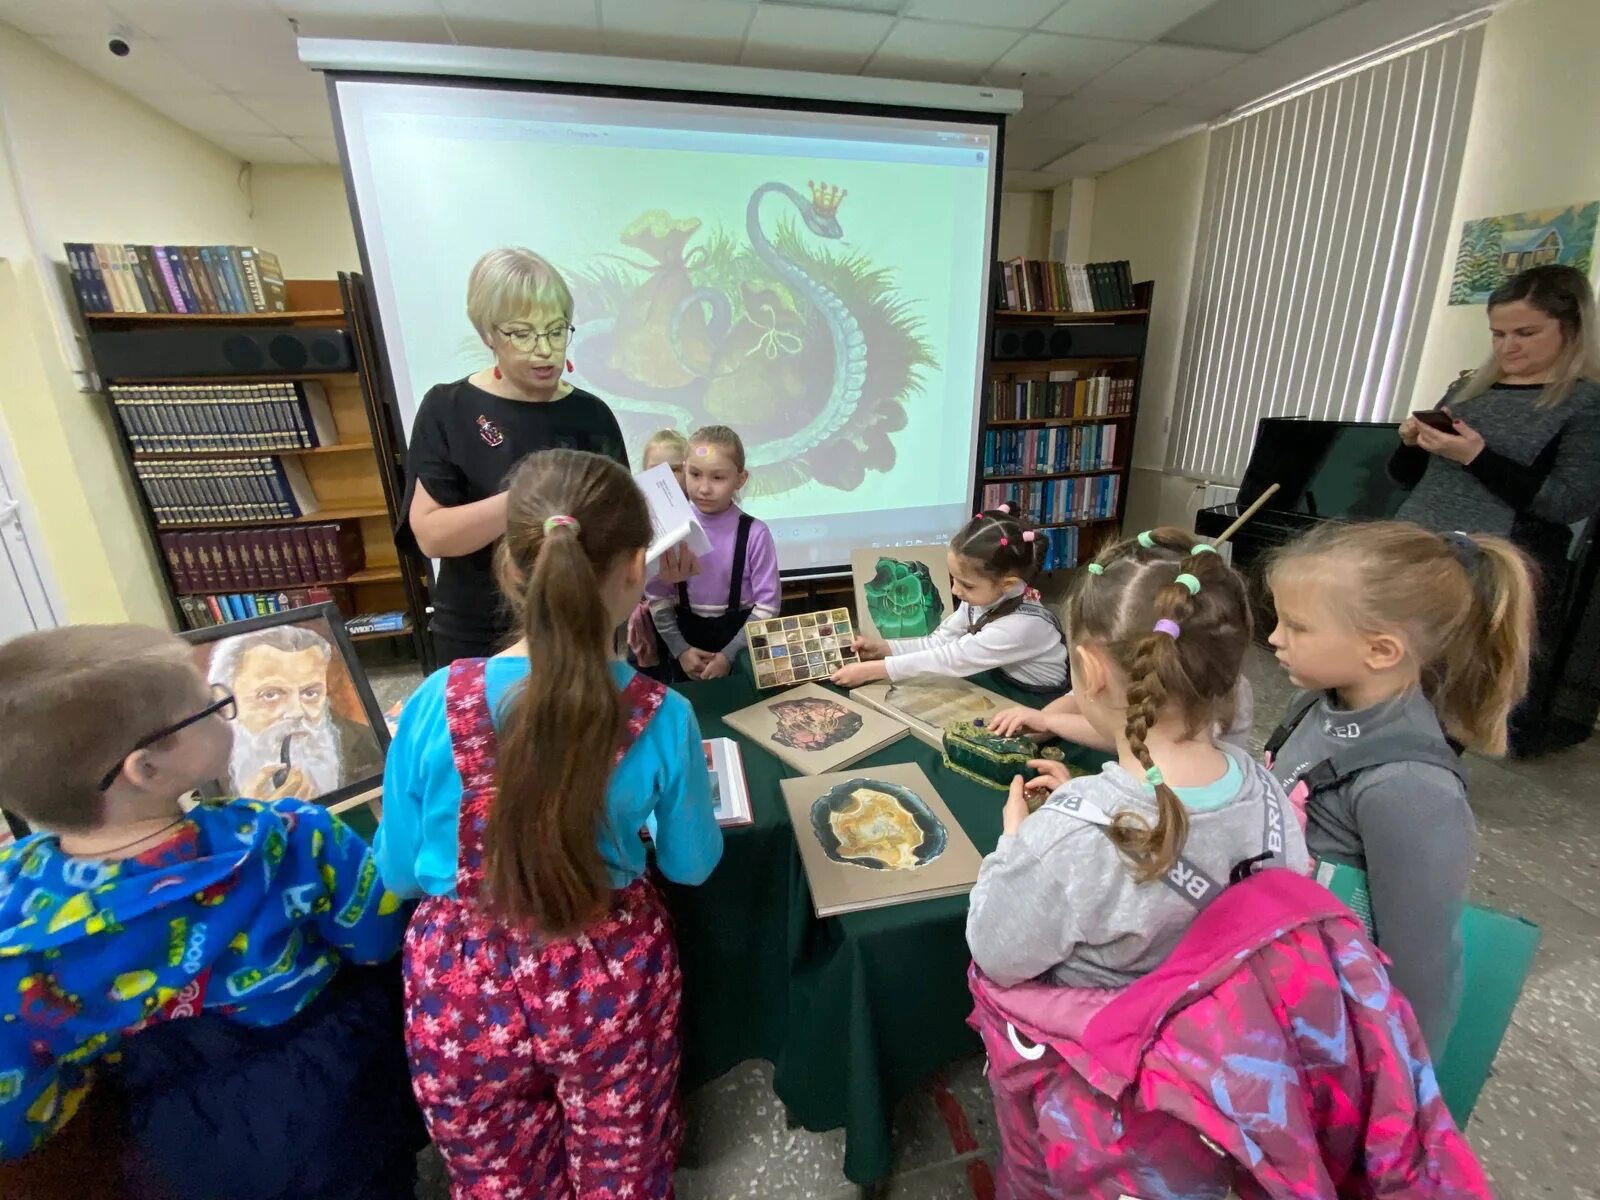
[374,669,447,899]
[650,699,723,886]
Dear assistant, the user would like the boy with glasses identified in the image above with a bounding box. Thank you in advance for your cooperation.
[0,625,422,1199]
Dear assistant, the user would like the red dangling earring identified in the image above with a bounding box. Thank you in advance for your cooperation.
[493,365,502,380]
[566,359,574,374]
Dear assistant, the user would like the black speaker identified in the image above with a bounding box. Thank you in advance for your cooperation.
[991,321,1148,361]
[87,326,356,379]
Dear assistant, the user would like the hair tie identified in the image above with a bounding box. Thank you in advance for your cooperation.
[543,515,580,535]
[1190,544,1217,556]
[1443,530,1481,570]
[974,512,983,521]
[997,503,1012,515]
[999,537,1009,546]
[1173,573,1201,595]
[1153,618,1181,639]
[1086,562,1105,575]
[1137,531,1156,548]
[1144,765,1165,790]
[1022,530,1036,543]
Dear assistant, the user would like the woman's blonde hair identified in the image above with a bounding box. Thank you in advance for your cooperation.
[1453,264,1600,410]
[466,248,574,343]
[1269,521,1537,756]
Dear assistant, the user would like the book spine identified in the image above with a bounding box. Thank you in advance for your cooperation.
[156,247,193,313]
[61,244,98,314]
[95,245,127,312]
[81,245,113,312]
[239,247,267,313]
[126,245,163,312]
[254,251,287,312]
[307,525,332,581]
[141,245,179,312]
[181,247,217,313]
[199,247,233,312]
[222,247,251,314]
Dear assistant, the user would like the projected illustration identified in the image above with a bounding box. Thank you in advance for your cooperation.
[567,179,936,496]
[863,556,945,638]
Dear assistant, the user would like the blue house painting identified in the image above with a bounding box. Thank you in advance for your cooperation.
[1499,226,1563,273]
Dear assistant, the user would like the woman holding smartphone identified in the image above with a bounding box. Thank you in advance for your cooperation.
[1391,263,1600,753]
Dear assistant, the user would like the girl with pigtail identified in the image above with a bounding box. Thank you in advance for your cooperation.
[832,504,1069,693]
[966,528,1308,988]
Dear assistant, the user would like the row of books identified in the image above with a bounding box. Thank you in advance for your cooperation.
[112,382,338,454]
[980,473,1121,525]
[178,589,338,629]
[158,523,364,594]
[995,258,1138,313]
[135,456,318,526]
[982,424,1118,477]
[1037,524,1087,571]
[64,242,287,315]
[988,373,1134,421]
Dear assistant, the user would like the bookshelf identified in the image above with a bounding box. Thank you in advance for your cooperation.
[81,277,431,663]
[977,291,1153,572]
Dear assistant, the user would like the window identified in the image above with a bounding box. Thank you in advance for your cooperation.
[1167,25,1484,483]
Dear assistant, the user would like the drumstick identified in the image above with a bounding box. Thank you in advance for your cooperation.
[1211,483,1281,546]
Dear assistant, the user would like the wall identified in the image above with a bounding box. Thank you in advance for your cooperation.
[1087,129,1211,529]
[0,23,258,625]
[249,164,360,279]
[996,190,1051,261]
[1410,0,1600,408]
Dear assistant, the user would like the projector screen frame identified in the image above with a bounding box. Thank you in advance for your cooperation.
[322,64,1008,581]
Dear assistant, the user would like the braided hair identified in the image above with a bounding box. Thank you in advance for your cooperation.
[949,505,1050,633]
[1067,527,1252,882]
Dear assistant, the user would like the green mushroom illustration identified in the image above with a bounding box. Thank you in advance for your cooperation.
[864,557,944,638]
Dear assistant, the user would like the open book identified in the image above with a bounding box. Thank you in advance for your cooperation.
[635,462,711,578]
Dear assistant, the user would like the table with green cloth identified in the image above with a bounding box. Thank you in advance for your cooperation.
[662,670,1109,1187]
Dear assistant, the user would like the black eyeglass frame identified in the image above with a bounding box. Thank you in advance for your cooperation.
[97,684,237,791]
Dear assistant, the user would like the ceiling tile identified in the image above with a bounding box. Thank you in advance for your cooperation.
[276,12,452,41]
[742,5,893,73]
[1003,129,1080,170]
[601,0,754,62]
[984,30,1136,93]
[135,90,282,135]
[234,92,334,137]
[1168,53,1314,110]
[164,28,315,91]
[110,0,281,39]
[279,0,446,17]
[1040,139,1149,176]
[214,132,317,163]
[1002,168,1058,191]
[865,18,1021,84]
[1041,0,1215,41]
[1265,0,1450,65]
[36,33,203,93]
[1076,43,1244,102]
[291,134,341,163]
[439,0,597,19]
[904,0,1064,29]
[446,18,605,53]
[603,32,745,62]
[1161,0,1358,54]
[1101,102,1211,145]
[0,0,120,37]
[1033,95,1150,141]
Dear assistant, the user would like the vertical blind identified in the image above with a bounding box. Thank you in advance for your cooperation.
[1166,26,1484,483]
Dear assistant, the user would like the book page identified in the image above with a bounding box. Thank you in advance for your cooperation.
[636,462,710,574]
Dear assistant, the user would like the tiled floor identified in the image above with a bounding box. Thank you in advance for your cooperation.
[387,648,1600,1199]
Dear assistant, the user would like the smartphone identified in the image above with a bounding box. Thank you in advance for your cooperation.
[1412,410,1459,435]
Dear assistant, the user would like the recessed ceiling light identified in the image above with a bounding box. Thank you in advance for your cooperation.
[761,0,908,15]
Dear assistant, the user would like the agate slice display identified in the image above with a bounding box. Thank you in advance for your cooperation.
[810,777,948,871]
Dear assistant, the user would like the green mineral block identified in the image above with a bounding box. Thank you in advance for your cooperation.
[941,720,1071,794]
[864,557,945,638]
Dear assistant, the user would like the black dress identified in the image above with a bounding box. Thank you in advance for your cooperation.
[400,377,628,662]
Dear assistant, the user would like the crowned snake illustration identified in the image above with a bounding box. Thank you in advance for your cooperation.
[669,181,867,467]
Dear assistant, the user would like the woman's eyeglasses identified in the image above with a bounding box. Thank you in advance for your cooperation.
[496,323,573,352]
[97,684,237,791]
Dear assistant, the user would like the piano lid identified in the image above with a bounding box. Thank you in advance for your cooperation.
[1237,417,1414,521]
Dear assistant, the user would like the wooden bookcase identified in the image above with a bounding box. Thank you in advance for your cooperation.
[977,292,1153,571]
[81,277,431,663]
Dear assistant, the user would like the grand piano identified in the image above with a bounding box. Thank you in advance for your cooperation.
[1197,416,1600,754]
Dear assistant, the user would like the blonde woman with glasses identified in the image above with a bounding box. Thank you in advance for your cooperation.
[403,248,630,663]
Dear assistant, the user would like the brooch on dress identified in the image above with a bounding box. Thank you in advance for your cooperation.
[477,415,505,447]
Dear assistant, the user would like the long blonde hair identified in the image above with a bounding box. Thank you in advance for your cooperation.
[1269,521,1536,755]
[1453,264,1600,411]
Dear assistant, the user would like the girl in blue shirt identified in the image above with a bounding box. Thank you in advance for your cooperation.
[377,447,722,1199]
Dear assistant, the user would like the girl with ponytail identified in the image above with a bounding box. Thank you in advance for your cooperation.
[377,448,723,1197]
[966,528,1308,989]
[833,505,1069,693]
[1264,520,1535,1055]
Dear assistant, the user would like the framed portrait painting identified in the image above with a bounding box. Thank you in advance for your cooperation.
[181,603,389,810]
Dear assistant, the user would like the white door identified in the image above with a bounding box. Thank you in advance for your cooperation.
[0,436,58,639]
